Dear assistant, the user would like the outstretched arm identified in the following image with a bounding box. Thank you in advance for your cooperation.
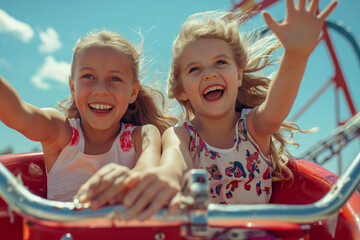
[0,75,72,169]
[0,75,69,143]
[121,126,193,220]
[251,0,337,136]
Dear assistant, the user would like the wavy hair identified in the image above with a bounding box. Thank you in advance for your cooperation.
[167,11,311,181]
[58,30,176,134]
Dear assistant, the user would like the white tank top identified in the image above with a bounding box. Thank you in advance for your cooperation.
[177,109,273,204]
[47,119,137,201]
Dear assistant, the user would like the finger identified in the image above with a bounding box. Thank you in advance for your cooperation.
[297,0,306,10]
[74,167,113,201]
[261,11,281,37]
[76,167,129,203]
[111,192,125,205]
[124,181,164,220]
[285,0,295,13]
[122,174,155,208]
[137,190,176,221]
[318,1,338,21]
[308,0,319,14]
[108,175,141,205]
[168,192,182,214]
[89,173,129,209]
[123,174,141,190]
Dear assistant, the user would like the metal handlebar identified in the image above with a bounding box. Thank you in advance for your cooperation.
[0,152,359,228]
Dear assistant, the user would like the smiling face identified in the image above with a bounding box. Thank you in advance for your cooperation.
[70,46,139,133]
[179,38,243,120]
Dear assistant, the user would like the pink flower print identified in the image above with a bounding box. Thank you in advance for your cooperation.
[263,186,271,195]
[215,184,222,196]
[68,126,79,146]
[226,191,233,199]
[225,180,243,199]
[199,138,208,153]
[263,166,271,180]
[124,123,134,129]
[238,118,247,140]
[246,150,259,173]
[244,173,254,191]
[183,124,197,152]
[205,150,220,160]
[225,161,247,178]
[256,181,262,196]
[189,134,196,152]
[226,180,243,192]
[120,130,133,152]
[206,164,222,180]
[210,187,217,198]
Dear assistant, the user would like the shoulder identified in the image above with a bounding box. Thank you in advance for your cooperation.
[132,124,161,142]
[42,116,73,172]
[163,125,191,146]
[239,108,253,119]
[41,110,73,146]
[241,107,271,157]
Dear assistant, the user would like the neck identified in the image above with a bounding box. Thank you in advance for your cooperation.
[191,111,240,148]
[81,120,121,155]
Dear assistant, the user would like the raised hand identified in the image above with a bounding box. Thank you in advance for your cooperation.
[262,0,337,57]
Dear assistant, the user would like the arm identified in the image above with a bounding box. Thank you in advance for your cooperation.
[74,125,186,220]
[158,126,194,183]
[121,126,193,220]
[0,75,72,166]
[250,0,337,136]
[73,124,161,209]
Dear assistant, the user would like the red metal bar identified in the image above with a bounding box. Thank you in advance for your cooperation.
[322,24,357,125]
[290,78,333,122]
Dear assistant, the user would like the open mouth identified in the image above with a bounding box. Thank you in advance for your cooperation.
[88,103,114,113]
[202,85,224,101]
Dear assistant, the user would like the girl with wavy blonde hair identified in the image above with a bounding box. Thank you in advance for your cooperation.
[161,0,337,204]
[1,30,178,220]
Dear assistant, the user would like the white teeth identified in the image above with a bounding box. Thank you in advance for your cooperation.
[89,103,113,110]
[203,85,224,95]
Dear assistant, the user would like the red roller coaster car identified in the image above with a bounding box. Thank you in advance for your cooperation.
[0,150,359,240]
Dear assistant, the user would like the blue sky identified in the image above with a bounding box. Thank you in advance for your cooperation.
[0,0,359,175]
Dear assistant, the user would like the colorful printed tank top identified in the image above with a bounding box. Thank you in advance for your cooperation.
[47,119,137,202]
[178,109,273,204]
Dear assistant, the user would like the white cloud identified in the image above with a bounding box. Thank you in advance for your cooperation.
[0,9,34,42]
[38,27,61,53]
[31,56,70,90]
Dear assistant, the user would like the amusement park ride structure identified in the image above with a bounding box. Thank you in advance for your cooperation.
[0,0,359,239]
[231,0,360,174]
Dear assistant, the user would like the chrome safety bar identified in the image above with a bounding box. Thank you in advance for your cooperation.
[0,152,359,225]
[209,152,360,223]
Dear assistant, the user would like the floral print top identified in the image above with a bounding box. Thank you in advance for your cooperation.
[177,109,273,204]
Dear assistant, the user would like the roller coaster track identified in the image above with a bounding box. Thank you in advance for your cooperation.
[300,113,360,165]
[231,0,360,172]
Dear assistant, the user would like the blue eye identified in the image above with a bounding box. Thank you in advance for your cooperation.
[216,60,227,65]
[110,76,122,82]
[82,74,94,79]
[189,67,199,74]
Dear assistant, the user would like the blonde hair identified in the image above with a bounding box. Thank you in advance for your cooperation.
[167,11,308,181]
[58,30,176,134]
